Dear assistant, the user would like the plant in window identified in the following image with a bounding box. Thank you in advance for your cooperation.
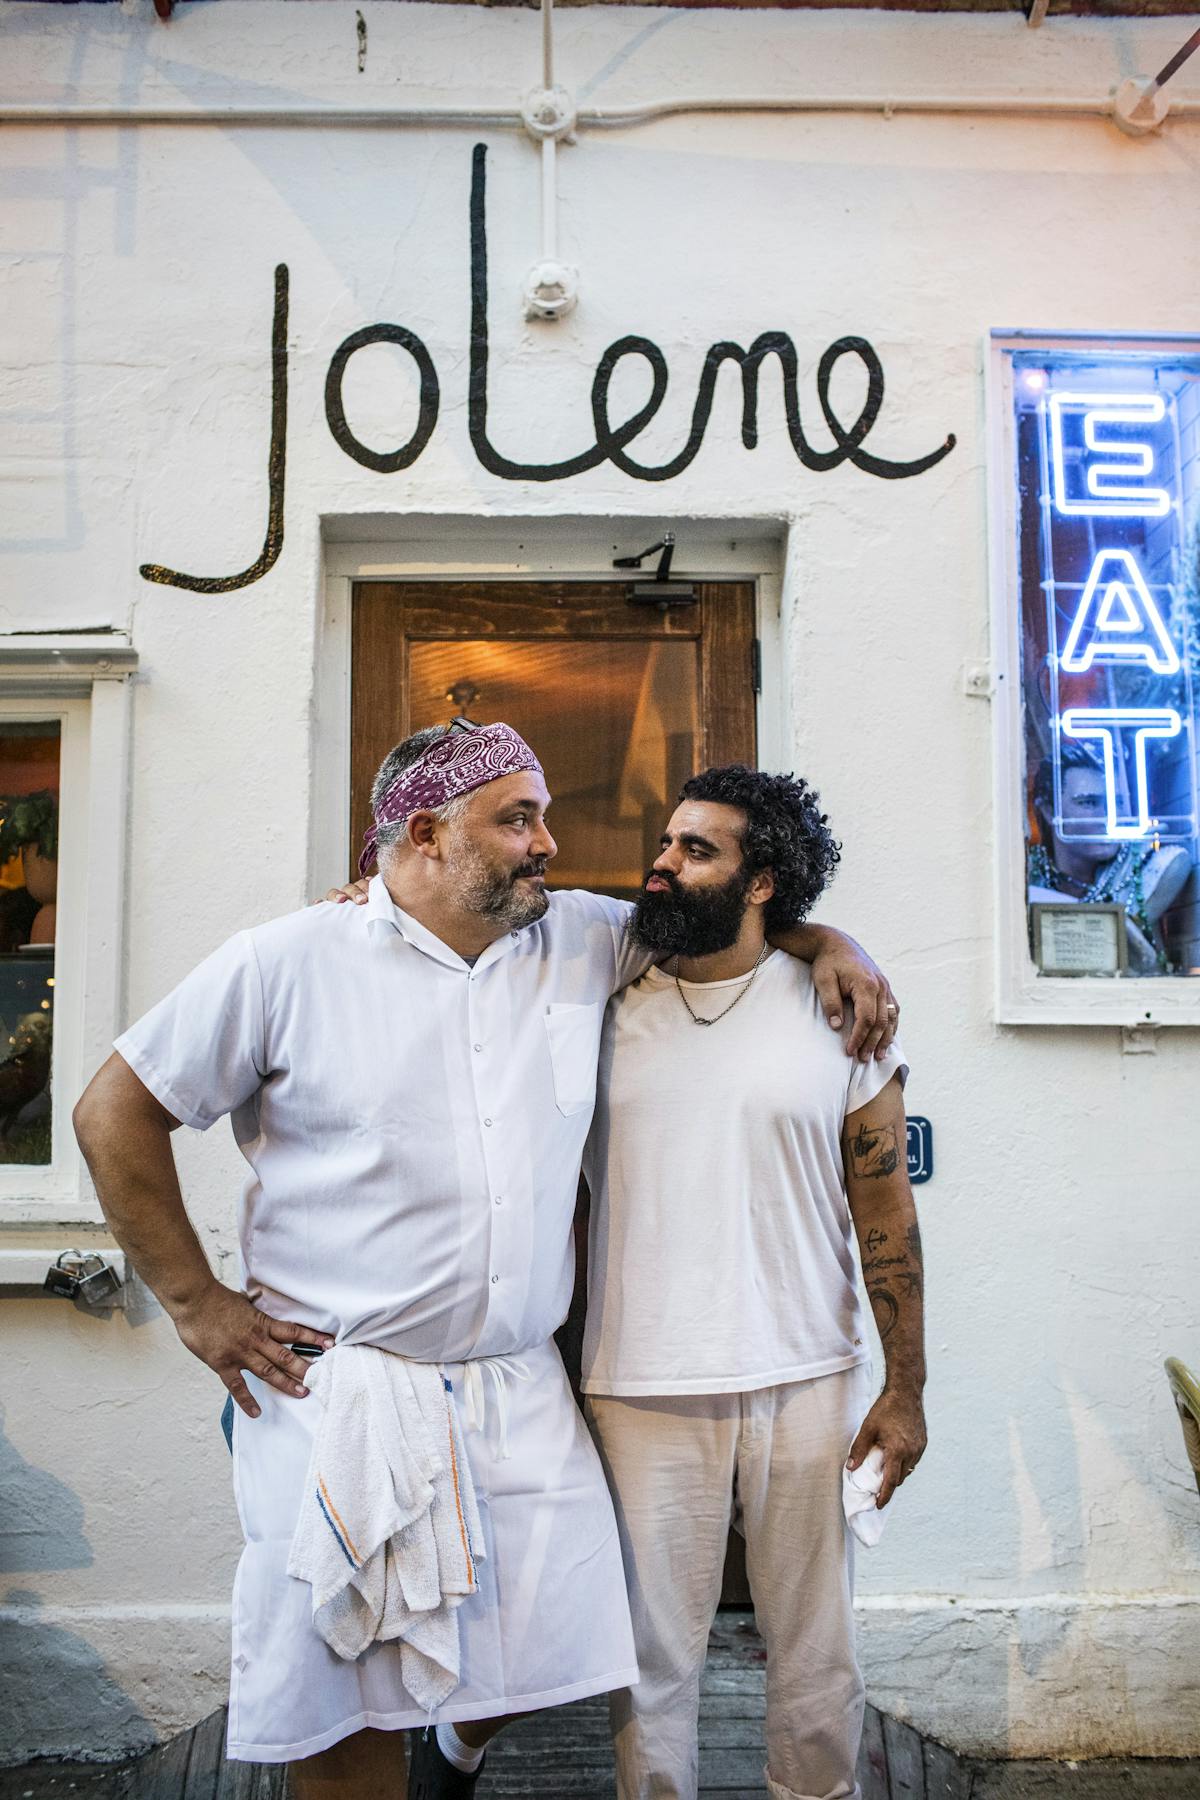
[0,790,58,864]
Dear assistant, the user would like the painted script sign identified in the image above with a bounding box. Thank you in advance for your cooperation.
[141,146,957,594]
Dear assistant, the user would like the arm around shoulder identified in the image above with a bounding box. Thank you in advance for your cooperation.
[770,920,901,1061]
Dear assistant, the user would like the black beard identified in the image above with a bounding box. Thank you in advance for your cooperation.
[629,867,752,958]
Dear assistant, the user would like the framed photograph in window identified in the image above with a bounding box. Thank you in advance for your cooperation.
[989,332,1200,1026]
[1030,903,1127,978]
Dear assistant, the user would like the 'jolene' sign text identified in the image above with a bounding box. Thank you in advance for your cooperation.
[141,144,957,595]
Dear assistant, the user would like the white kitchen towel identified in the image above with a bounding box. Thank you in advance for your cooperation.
[286,1345,484,1710]
[842,1445,889,1548]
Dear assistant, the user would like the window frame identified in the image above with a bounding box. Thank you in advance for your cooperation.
[987,330,1200,1028]
[0,638,135,1220]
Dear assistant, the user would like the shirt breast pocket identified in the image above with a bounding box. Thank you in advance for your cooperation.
[543,1002,601,1118]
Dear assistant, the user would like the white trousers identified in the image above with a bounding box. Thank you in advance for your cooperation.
[586,1364,869,1800]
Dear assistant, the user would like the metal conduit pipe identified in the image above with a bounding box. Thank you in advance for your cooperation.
[579,91,1200,124]
[1,93,1199,126]
[0,90,1194,128]
[542,0,555,91]
[0,105,526,126]
[520,0,579,321]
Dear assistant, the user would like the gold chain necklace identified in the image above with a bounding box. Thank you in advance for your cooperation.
[672,944,770,1027]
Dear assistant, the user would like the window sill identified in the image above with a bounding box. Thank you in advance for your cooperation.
[996,975,1200,1029]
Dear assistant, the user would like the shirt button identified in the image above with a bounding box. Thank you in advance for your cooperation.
[474,1044,483,1053]
[493,1196,502,1207]
[491,1275,499,1285]
[484,1117,493,1128]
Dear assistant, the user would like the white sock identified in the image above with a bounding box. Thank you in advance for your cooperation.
[436,1721,485,1774]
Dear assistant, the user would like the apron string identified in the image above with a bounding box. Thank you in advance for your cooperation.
[459,1356,530,1460]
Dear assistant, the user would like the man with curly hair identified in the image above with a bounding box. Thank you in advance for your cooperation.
[582,765,927,1800]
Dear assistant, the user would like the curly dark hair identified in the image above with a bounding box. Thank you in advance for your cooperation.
[677,764,841,931]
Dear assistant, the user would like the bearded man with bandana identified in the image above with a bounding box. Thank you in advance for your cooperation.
[73,724,898,1800]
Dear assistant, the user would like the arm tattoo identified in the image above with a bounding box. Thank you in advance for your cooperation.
[864,1217,924,1341]
[867,1267,922,1337]
[868,1281,899,1340]
[898,1223,924,1299]
[849,1122,900,1180]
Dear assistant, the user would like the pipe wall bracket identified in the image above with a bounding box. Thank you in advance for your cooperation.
[1112,77,1170,136]
[522,86,577,142]
[523,259,579,321]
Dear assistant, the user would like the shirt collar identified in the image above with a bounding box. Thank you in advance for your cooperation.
[365,875,521,974]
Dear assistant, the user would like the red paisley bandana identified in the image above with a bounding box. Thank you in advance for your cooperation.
[359,722,543,876]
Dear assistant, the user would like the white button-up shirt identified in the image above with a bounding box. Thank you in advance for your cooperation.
[116,879,643,1360]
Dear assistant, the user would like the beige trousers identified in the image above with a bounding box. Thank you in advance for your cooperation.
[586,1364,869,1800]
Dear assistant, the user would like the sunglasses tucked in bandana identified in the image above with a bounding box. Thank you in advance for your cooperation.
[359,721,544,877]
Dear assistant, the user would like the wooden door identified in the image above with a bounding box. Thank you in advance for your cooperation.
[350,580,757,885]
[350,578,758,1604]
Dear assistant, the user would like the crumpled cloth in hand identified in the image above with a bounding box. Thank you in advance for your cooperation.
[842,1444,889,1548]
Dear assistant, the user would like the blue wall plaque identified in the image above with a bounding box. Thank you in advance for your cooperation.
[906,1116,934,1185]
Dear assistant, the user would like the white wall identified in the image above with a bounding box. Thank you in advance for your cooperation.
[1,0,1198,1763]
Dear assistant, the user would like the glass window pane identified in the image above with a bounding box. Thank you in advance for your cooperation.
[1013,350,1200,976]
[409,639,700,899]
[0,724,59,1163]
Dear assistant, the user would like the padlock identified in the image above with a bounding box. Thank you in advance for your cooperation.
[76,1253,123,1306]
[43,1250,84,1299]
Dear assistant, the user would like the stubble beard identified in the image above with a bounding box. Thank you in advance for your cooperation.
[448,838,550,931]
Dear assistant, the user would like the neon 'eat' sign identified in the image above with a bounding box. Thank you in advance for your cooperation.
[1018,357,1199,845]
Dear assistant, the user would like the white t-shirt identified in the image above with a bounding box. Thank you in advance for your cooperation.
[580,949,908,1397]
[115,880,646,1361]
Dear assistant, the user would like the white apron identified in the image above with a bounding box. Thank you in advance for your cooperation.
[226,1339,638,1762]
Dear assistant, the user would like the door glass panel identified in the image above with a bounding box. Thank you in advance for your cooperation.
[0,723,59,1165]
[409,640,700,899]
